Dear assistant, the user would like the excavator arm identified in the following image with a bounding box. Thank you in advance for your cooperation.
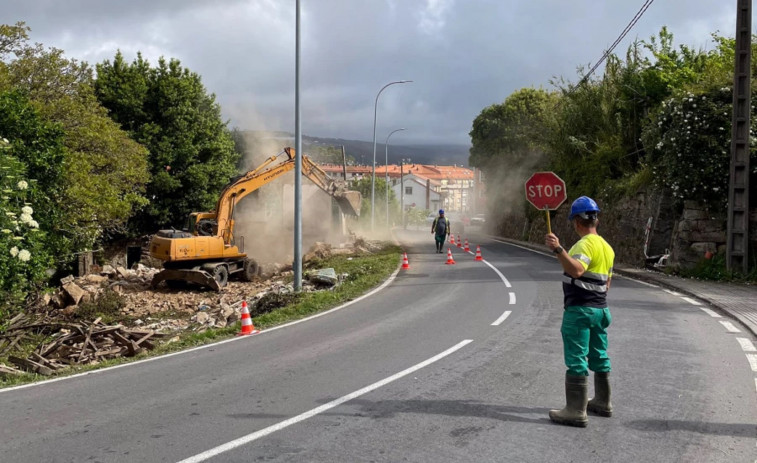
[210,147,361,245]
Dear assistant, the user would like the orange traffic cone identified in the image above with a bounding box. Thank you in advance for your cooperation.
[237,300,259,336]
[456,234,462,248]
[464,239,470,252]
[474,245,483,261]
[402,252,410,269]
[445,248,456,265]
[450,234,456,245]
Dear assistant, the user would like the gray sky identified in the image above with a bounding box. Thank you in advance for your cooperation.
[2,0,738,145]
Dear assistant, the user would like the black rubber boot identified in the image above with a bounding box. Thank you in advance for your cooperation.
[549,374,588,427]
[587,372,613,417]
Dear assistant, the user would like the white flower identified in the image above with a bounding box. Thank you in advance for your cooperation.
[17,249,30,262]
[21,206,32,215]
[1,229,11,234]
[5,211,15,217]
[20,213,32,224]
[1,138,8,143]
[16,180,28,190]
[9,246,18,257]
[28,220,38,228]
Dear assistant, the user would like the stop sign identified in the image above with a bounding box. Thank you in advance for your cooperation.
[525,172,567,210]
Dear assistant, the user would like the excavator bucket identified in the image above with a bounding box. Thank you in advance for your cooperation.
[150,268,222,291]
[333,190,362,217]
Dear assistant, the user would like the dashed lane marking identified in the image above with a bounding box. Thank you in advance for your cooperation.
[720,320,742,333]
[175,339,474,463]
[746,353,757,372]
[663,289,683,297]
[736,338,756,352]
[481,258,512,288]
[681,296,701,306]
[491,311,512,326]
[509,292,516,305]
[699,307,721,318]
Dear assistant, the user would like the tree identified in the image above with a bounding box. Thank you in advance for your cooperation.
[95,52,240,232]
[0,22,149,252]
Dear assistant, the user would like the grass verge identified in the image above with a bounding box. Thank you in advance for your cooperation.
[0,243,402,388]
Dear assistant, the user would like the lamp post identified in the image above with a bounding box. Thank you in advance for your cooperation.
[400,157,410,229]
[385,128,405,228]
[371,80,412,232]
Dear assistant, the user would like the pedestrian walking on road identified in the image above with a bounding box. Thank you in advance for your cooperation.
[545,196,615,427]
[431,209,451,253]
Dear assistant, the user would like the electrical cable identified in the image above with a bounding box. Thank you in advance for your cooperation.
[577,0,656,86]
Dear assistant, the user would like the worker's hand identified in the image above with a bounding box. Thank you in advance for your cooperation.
[545,233,561,251]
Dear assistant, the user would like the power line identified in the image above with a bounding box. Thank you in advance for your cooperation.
[578,0,656,86]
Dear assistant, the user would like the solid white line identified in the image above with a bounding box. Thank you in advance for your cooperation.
[699,307,721,318]
[630,278,659,288]
[746,353,757,372]
[663,289,682,297]
[754,378,757,394]
[488,237,552,257]
[175,339,474,463]
[681,296,701,306]
[736,338,757,352]
[720,320,741,333]
[509,292,516,305]
[1,263,403,394]
[491,311,512,326]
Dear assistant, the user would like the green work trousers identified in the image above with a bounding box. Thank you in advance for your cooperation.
[561,306,612,376]
[435,234,446,249]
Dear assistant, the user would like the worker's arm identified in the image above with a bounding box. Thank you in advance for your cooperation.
[545,233,585,279]
[431,218,436,234]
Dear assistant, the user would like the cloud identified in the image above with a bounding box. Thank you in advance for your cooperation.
[1,0,746,146]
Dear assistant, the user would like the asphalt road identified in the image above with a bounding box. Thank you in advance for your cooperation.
[1,229,755,462]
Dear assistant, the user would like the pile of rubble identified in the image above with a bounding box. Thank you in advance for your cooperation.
[0,239,383,376]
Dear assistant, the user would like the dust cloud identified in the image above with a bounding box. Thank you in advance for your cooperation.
[232,133,359,265]
[485,149,547,238]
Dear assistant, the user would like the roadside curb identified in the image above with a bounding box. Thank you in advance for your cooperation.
[486,235,757,337]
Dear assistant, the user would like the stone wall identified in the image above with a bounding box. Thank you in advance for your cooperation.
[494,190,755,271]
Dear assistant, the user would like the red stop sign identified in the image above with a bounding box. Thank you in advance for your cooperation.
[525,172,567,210]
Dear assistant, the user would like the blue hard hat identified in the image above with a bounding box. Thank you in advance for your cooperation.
[569,196,600,220]
[439,209,445,214]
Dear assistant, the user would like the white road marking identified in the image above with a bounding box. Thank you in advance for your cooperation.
[754,379,757,394]
[681,296,701,306]
[699,307,721,318]
[746,353,757,372]
[175,339,474,463]
[1,261,405,394]
[630,278,659,288]
[663,289,682,296]
[736,338,757,352]
[481,258,512,288]
[491,311,512,326]
[720,320,741,333]
[509,292,516,305]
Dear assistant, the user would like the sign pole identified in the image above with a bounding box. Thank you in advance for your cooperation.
[544,205,551,234]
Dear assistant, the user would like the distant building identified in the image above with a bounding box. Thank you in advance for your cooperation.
[321,162,485,213]
[391,173,442,211]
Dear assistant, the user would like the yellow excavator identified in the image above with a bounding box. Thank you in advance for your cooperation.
[149,147,361,290]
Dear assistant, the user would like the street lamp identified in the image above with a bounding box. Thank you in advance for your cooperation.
[371,80,412,231]
[400,157,411,229]
[385,128,405,227]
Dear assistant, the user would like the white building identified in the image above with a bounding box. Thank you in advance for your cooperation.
[391,173,442,212]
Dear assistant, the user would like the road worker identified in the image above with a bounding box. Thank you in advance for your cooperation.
[544,196,615,427]
[431,209,451,253]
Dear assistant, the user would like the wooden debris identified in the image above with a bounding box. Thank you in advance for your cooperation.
[1,316,167,375]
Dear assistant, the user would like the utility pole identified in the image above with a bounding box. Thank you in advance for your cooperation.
[727,0,752,273]
[293,0,302,291]
[341,145,347,181]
